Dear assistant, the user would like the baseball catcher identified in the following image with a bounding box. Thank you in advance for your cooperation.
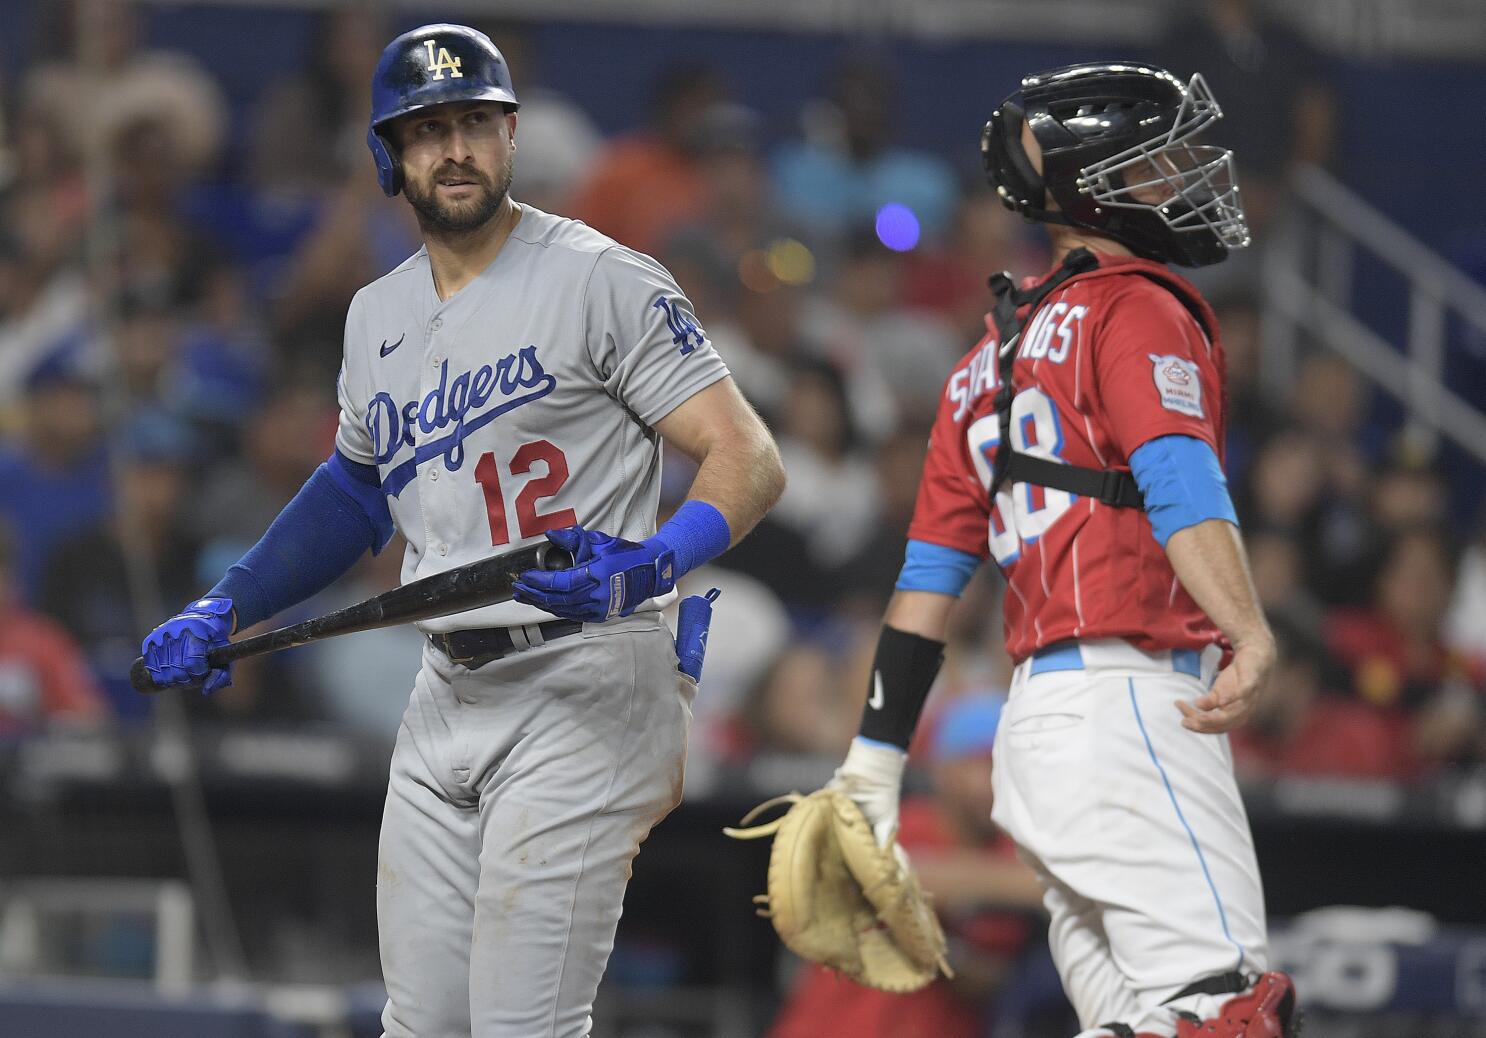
[737,62,1299,1038]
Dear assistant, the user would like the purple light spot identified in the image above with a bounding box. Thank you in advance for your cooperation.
[875,203,920,252]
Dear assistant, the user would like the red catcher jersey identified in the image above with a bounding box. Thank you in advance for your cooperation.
[908,252,1228,662]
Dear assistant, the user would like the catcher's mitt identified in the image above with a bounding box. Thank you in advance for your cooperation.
[724,789,951,992]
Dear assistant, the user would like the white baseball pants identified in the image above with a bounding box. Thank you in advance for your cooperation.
[991,639,1270,1036]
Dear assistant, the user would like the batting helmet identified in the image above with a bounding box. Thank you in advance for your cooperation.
[366,23,520,197]
[981,62,1249,267]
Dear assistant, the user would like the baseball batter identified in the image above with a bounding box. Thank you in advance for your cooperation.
[825,65,1298,1036]
[140,24,785,1038]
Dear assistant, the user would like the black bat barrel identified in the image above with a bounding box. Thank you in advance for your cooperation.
[130,543,574,694]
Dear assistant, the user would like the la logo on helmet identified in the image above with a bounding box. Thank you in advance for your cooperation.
[424,40,463,80]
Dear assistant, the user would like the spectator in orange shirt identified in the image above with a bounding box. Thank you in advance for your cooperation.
[769,693,1044,1038]
[0,522,109,734]
[568,63,723,254]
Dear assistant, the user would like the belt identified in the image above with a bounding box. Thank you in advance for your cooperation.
[1029,640,1205,679]
[427,619,583,669]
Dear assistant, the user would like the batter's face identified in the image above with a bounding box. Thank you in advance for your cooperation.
[393,101,516,234]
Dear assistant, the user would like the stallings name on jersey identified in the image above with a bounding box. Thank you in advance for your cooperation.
[366,343,556,496]
[949,298,1090,421]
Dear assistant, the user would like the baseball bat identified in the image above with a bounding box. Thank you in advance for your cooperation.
[130,542,574,694]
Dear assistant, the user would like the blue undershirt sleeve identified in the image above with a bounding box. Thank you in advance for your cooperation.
[894,539,982,596]
[323,450,396,551]
[1128,434,1238,548]
[208,449,395,629]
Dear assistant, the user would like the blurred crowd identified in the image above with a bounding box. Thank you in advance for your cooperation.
[0,0,1483,803]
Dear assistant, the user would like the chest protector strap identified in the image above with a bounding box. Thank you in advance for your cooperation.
[987,248,1146,509]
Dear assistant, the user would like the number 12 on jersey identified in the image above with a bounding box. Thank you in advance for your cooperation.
[967,388,1078,566]
[473,439,577,546]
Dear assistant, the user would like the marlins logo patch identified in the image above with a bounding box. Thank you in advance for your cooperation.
[1148,354,1203,418]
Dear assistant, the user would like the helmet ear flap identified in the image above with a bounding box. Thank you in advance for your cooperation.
[983,102,1046,215]
[367,126,401,197]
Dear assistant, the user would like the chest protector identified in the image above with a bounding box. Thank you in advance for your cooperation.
[986,247,1220,510]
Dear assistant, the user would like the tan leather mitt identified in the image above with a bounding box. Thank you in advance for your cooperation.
[724,789,952,993]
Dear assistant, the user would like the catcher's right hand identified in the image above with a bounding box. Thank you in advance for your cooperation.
[724,787,951,993]
[828,736,908,847]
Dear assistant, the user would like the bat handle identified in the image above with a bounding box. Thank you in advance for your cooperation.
[131,656,186,695]
[536,543,576,570]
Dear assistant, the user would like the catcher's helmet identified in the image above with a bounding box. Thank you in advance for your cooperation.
[367,23,520,197]
[982,62,1249,267]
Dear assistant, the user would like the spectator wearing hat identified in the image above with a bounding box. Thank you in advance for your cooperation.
[769,693,1043,1038]
[0,358,111,601]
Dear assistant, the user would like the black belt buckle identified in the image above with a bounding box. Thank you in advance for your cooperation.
[430,631,478,665]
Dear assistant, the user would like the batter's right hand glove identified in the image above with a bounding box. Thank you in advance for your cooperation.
[512,526,676,623]
[140,597,235,693]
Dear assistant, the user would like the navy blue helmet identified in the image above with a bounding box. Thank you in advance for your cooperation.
[367,23,520,197]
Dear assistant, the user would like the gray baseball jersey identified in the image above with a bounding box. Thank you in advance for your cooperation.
[334,204,728,632]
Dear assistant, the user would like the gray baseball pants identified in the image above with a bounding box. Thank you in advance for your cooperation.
[377,614,693,1038]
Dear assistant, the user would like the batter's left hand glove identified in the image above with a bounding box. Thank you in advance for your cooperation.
[140,597,235,693]
[512,526,677,623]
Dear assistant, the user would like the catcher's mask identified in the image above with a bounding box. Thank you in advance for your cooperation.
[367,23,520,198]
[982,62,1249,268]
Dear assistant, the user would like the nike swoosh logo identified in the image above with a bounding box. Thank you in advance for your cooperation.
[868,671,884,710]
[379,333,405,358]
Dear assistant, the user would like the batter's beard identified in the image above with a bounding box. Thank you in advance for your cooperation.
[405,155,515,237]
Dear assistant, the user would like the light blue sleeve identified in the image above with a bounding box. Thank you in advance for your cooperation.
[894,539,982,596]
[1129,434,1238,548]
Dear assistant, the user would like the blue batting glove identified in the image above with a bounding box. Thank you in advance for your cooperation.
[542,525,601,567]
[513,526,677,623]
[141,597,235,693]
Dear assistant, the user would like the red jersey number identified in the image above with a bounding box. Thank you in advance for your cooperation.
[474,439,578,546]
